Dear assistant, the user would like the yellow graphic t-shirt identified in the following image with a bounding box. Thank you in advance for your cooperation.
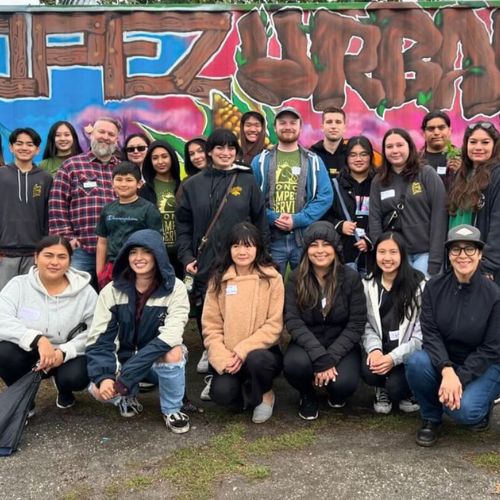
[274,150,300,214]
[154,178,176,249]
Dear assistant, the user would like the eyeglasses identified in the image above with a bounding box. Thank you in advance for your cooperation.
[125,145,147,153]
[449,245,479,256]
[348,152,370,159]
[467,122,496,132]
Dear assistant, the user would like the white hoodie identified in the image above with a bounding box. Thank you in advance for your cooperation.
[0,266,97,361]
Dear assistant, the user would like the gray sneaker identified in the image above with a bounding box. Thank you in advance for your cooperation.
[200,375,213,401]
[399,397,420,413]
[118,396,143,417]
[197,350,209,374]
[252,392,275,424]
[374,388,392,414]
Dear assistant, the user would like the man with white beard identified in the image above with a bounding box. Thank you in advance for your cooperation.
[49,118,121,281]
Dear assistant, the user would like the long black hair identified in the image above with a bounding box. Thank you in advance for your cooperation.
[370,231,424,323]
[345,135,376,177]
[208,222,275,295]
[42,121,82,159]
[141,140,181,201]
[184,136,207,177]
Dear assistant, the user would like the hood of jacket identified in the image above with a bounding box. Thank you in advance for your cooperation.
[27,265,92,296]
[112,229,176,295]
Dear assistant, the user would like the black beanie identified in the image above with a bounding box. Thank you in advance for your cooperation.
[303,221,343,255]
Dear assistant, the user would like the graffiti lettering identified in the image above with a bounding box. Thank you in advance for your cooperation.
[0,11,232,100]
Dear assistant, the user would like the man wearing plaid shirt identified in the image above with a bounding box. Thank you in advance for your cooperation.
[49,118,122,280]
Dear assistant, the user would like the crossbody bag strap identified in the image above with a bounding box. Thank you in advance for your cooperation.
[197,174,238,256]
[333,178,360,242]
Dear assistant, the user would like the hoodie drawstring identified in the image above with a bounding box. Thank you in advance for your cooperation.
[16,169,29,203]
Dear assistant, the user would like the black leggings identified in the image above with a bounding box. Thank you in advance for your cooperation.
[210,347,283,410]
[360,353,411,401]
[283,343,360,402]
[0,341,89,393]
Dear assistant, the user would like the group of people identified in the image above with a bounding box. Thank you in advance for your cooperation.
[0,106,498,447]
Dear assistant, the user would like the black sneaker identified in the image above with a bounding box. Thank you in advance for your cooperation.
[468,409,492,432]
[416,420,441,447]
[298,393,319,421]
[164,412,190,434]
[56,391,76,409]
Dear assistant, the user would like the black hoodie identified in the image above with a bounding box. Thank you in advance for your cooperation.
[0,164,52,255]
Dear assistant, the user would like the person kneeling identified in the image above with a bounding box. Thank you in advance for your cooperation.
[202,222,284,423]
[283,221,366,420]
[361,232,425,414]
[406,225,500,446]
[86,229,190,433]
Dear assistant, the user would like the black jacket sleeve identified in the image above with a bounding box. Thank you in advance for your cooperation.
[174,186,196,268]
[456,300,500,386]
[326,272,366,365]
[420,285,451,372]
[285,273,335,371]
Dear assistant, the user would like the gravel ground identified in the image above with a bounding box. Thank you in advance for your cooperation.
[1,328,498,500]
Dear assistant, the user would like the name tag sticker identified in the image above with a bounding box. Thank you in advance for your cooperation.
[389,330,399,341]
[19,307,41,321]
[83,181,97,189]
[291,166,301,176]
[226,284,238,296]
[381,189,395,201]
[437,166,447,175]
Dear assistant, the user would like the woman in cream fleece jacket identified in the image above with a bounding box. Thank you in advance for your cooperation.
[202,222,284,423]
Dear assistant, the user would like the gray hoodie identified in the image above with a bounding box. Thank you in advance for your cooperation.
[0,266,97,361]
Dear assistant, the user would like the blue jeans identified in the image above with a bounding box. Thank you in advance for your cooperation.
[405,350,500,425]
[408,252,429,276]
[152,356,186,415]
[270,233,303,277]
[72,248,96,276]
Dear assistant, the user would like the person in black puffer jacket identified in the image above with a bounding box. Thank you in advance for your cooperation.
[283,221,367,421]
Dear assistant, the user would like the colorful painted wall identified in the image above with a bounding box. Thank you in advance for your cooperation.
[0,2,498,163]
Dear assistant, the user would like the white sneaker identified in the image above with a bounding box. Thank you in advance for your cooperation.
[200,375,213,401]
[118,396,143,417]
[164,412,190,434]
[399,397,420,413]
[374,388,392,414]
[196,350,209,374]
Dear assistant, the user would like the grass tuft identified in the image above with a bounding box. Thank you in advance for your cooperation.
[472,451,500,472]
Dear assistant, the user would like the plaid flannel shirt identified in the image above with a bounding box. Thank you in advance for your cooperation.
[49,151,120,253]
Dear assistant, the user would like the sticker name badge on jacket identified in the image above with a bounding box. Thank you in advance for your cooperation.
[389,330,399,342]
[381,189,395,201]
[226,284,238,296]
[19,307,41,321]
[83,181,97,189]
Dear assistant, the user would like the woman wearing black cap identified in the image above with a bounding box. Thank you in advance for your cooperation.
[283,221,367,420]
[406,224,500,446]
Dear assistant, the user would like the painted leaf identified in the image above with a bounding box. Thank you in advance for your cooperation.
[376,99,388,118]
[235,48,247,68]
[463,57,472,69]
[434,10,443,28]
[312,53,325,72]
[299,23,310,35]
[261,105,277,144]
[195,100,213,137]
[232,91,251,115]
[467,66,486,76]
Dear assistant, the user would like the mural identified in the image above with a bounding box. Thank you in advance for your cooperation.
[0,2,498,165]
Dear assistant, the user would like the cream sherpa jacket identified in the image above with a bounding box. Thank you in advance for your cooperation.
[202,265,284,374]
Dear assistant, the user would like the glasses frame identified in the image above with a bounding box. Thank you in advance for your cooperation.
[125,145,148,153]
[449,245,480,257]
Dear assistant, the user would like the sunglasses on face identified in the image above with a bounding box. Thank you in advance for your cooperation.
[449,245,479,257]
[125,145,147,153]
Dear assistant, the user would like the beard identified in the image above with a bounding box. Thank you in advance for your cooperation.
[91,139,116,159]
[277,131,300,144]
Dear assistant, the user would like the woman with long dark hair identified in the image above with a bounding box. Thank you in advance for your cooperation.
[140,140,182,276]
[362,232,425,414]
[184,137,208,177]
[283,221,366,420]
[369,128,447,276]
[448,122,500,282]
[40,121,83,175]
[0,235,97,411]
[326,135,376,274]
[202,222,283,423]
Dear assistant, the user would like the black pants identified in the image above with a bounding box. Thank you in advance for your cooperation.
[210,347,283,410]
[0,341,89,394]
[283,343,360,403]
[360,353,411,401]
